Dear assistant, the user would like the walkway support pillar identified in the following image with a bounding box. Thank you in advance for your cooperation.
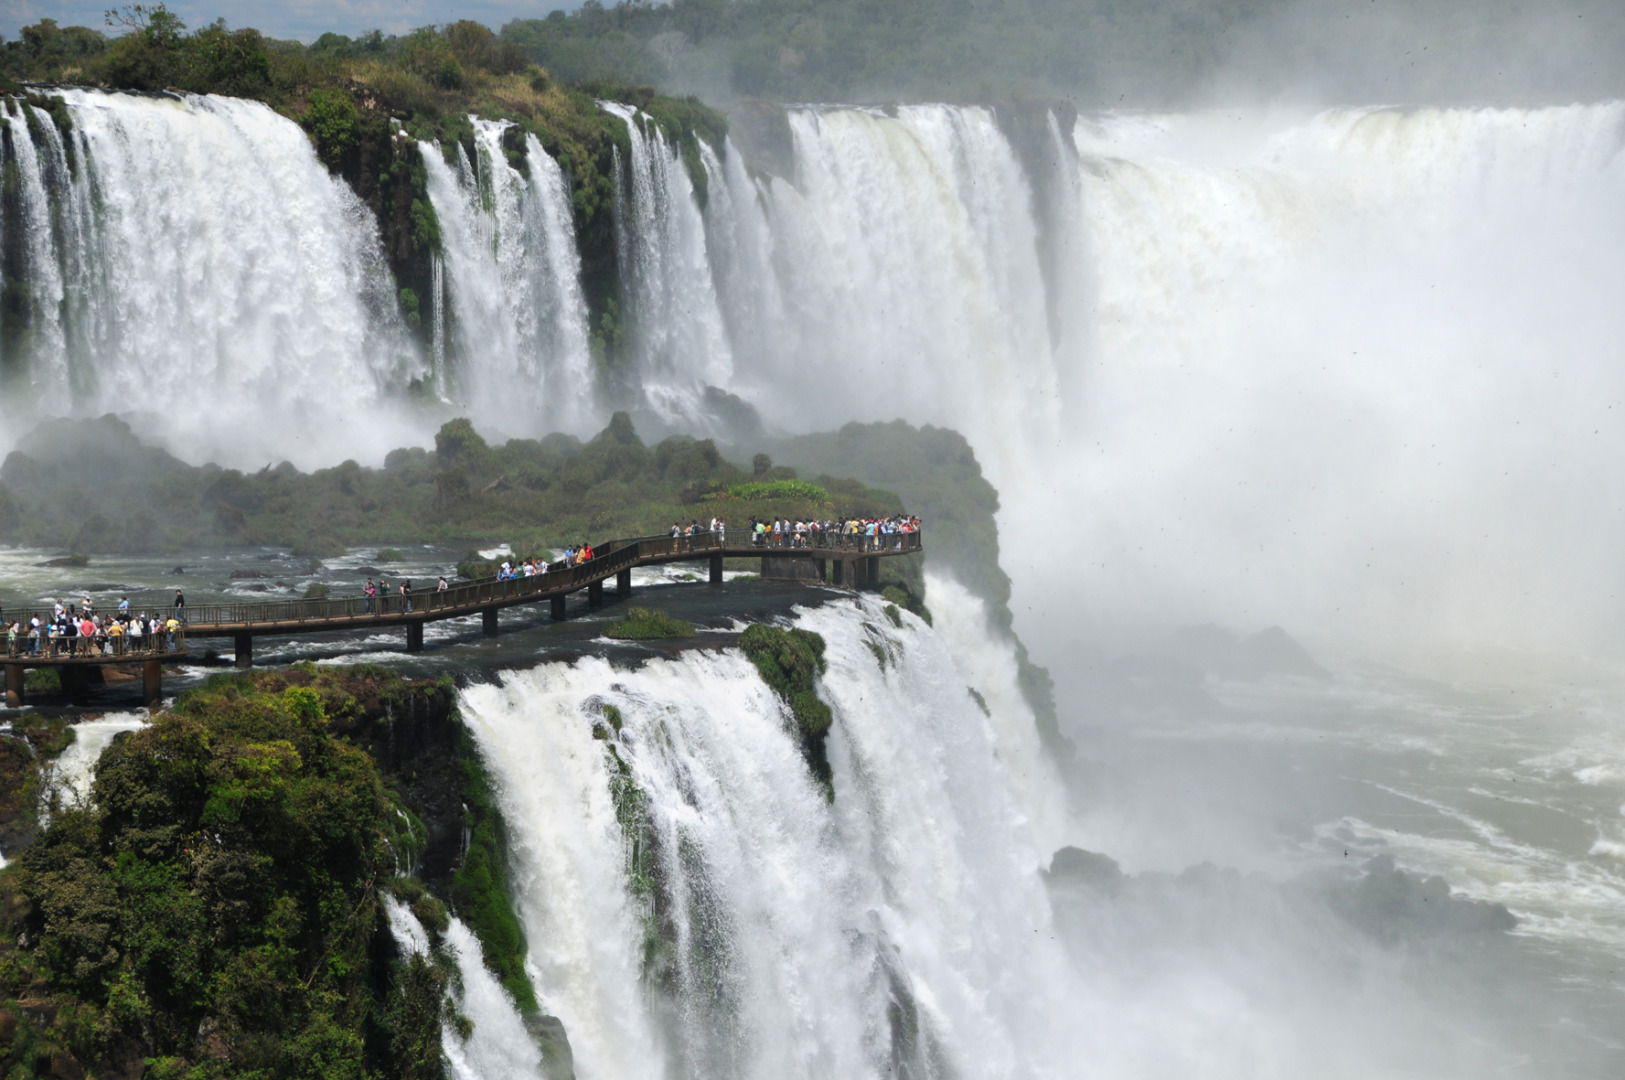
[405,622,424,654]
[234,632,252,669]
[6,664,23,708]
[816,559,827,582]
[588,580,603,608]
[142,660,162,707]
[710,554,723,584]
[831,559,845,587]
[482,609,499,637]
[61,665,87,705]
[617,568,632,596]
[551,594,566,620]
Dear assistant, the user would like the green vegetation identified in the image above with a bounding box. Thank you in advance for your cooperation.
[0,719,72,857]
[451,733,537,1014]
[0,673,449,1078]
[708,479,830,503]
[0,413,903,558]
[304,582,331,599]
[604,607,695,640]
[375,548,406,563]
[882,584,932,626]
[738,624,833,796]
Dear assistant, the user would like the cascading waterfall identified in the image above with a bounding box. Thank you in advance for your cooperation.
[383,896,550,1080]
[5,89,1624,649]
[0,89,421,468]
[701,106,1064,485]
[457,589,1077,1080]
[418,119,594,432]
[601,102,733,423]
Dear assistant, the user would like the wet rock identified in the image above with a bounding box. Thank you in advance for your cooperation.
[524,1012,574,1080]
[1044,846,1125,896]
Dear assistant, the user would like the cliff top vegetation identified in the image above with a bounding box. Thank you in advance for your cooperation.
[0,665,458,1078]
[0,412,904,558]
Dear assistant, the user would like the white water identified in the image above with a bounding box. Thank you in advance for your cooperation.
[45,712,148,815]
[12,93,1624,658]
[600,102,734,424]
[458,590,1077,1080]
[383,896,549,1080]
[419,120,594,433]
[0,90,421,468]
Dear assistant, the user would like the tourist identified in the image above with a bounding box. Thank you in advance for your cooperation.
[365,578,376,613]
[119,596,129,618]
[400,580,412,613]
[165,615,179,650]
[174,589,186,624]
[438,576,449,592]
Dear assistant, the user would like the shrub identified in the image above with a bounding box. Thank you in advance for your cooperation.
[376,547,405,562]
[304,87,359,167]
[707,479,830,503]
[739,624,833,796]
[604,607,694,640]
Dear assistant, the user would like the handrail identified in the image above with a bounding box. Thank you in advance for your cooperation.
[5,527,922,633]
[5,628,186,661]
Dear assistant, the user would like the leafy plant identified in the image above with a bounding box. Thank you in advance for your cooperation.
[604,607,694,640]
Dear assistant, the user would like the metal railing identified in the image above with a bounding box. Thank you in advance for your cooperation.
[4,526,922,633]
[6,628,186,661]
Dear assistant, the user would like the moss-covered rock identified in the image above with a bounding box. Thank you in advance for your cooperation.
[739,624,833,797]
[604,607,694,640]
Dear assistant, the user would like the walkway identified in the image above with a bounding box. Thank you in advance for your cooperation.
[3,528,921,705]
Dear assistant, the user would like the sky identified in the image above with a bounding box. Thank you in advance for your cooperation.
[0,0,568,42]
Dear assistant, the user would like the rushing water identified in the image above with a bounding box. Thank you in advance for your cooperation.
[6,89,1625,1075]
[457,585,1075,1080]
[418,118,593,431]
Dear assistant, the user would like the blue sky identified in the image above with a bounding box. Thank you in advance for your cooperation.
[1,1,576,43]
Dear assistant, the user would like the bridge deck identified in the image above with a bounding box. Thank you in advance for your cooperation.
[1,529,919,704]
[182,531,918,636]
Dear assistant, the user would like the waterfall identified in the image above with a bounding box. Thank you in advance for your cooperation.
[0,89,421,468]
[383,897,550,1080]
[418,120,594,433]
[601,102,733,423]
[457,588,1077,1080]
[711,106,1061,483]
[5,90,1623,651]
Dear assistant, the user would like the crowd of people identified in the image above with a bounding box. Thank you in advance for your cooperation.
[662,515,921,552]
[4,594,185,658]
[745,514,921,549]
[495,542,594,582]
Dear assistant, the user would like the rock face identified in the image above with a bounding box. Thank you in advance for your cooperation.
[524,1012,574,1080]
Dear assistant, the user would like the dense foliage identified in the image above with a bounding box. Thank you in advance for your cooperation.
[738,623,833,795]
[0,412,902,558]
[0,670,451,1078]
[604,607,696,640]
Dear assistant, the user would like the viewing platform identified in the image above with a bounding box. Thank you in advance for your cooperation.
[4,528,921,705]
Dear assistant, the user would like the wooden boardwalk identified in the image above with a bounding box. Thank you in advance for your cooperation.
[3,529,920,706]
